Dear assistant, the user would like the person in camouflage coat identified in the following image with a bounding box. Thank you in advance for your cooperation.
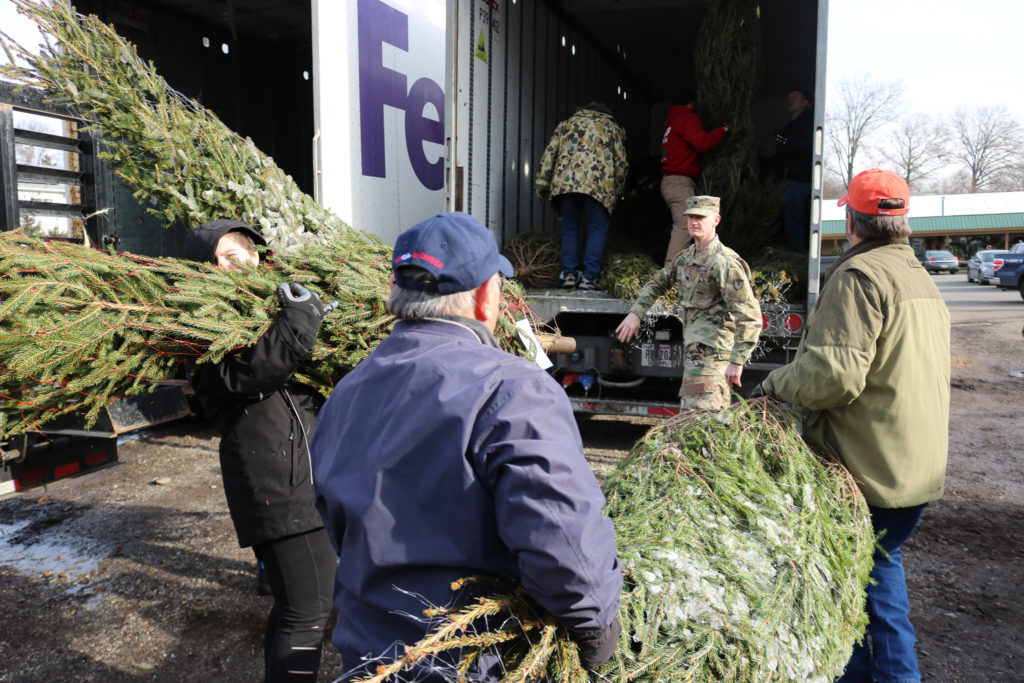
[616,196,762,409]
[535,102,628,289]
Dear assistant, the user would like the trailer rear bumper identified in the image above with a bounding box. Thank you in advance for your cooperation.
[569,396,680,418]
[1,434,118,498]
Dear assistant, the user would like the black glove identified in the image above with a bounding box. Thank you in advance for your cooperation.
[571,617,622,671]
[748,380,767,399]
[277,283,336,349]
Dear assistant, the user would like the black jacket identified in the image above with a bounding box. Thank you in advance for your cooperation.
[184,221,325,547]
[775,107,813,182]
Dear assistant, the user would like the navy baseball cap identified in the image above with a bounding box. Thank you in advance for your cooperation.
[392,212,514,294]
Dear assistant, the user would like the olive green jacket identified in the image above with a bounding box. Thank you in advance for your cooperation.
[764,241,951,507]
[630,237,762,365]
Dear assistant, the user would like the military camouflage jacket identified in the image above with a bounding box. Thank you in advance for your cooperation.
[534,105,628,214]
[629,237,762,364]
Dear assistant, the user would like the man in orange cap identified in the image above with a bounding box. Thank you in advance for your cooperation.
[760,169,951,683]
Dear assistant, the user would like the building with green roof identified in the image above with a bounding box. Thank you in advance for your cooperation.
[820,192,1024,254]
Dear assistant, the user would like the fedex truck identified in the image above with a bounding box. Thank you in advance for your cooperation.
[2,0,828,425]
[311,0,829,416]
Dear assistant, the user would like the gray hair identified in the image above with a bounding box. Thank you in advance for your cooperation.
[388,267,493,319]
[847,199,910,241]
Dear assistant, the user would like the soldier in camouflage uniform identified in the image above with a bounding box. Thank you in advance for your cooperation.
[616,196,762,410]
[535,102,628,290]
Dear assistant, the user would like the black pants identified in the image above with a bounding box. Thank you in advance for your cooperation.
[256,528,336,682]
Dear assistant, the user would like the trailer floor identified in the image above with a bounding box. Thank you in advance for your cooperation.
[0,321,1022,682]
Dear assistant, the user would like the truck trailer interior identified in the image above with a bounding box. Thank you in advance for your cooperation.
[58,0,822,249]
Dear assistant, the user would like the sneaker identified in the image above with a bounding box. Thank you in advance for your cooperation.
[561,272,578,288]
[577,276,600,291]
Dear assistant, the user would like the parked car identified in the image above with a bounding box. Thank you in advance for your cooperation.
[967,250,1000,284]
[920,250,959,274]
[993,251,1024,300]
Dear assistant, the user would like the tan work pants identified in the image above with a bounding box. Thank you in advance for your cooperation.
[661,174,696,266]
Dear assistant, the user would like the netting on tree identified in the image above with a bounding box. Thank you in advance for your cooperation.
[339,402,875,683]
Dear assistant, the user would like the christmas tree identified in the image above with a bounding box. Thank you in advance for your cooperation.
[0,0,537,437]
[352,402,874,682]
[1,0,335,251]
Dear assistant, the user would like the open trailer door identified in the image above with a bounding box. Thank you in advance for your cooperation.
[311,0,448,246]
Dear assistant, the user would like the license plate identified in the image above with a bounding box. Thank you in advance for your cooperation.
[640,343,681,368]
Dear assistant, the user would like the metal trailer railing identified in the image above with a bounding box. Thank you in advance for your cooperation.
[0,81,115,247]
[0,82,193,496]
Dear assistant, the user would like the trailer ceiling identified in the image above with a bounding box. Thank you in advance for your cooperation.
[67,0,316,192]
[550,0,819,103]
[119,1,816,104]
[141,0,312,50]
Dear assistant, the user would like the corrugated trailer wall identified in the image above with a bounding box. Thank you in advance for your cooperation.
[452,0,650,247]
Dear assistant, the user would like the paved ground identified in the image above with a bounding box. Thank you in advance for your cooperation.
[0,269,1021,681]
[932,270,1022,323]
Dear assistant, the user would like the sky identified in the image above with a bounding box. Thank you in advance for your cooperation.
[1,1,41,58]
[826,0,1024,123]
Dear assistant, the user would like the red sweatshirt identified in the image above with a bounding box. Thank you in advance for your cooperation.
[660,105,726,178]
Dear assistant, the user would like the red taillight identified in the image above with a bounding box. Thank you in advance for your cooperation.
[15,468,44,489]
[928,257,936,261]
[784,314,803,332]
[53,461,81,479]
[84,449,110,466]
[648,406,680,417]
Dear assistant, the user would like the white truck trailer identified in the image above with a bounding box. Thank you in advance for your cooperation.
[311,0,830,416]
[2,0,829,424]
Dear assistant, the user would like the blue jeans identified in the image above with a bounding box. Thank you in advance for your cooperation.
[559,193,609,280]
[783,180,811,248]
[838,504,926,683]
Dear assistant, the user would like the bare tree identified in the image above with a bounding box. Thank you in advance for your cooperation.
[15,141,57,168]
[949,105,1024,193]
[881,113,949,191]
[822,175,845,200]
[825,74,905,187]
[931,169,972,195]
[990,161,1024,193]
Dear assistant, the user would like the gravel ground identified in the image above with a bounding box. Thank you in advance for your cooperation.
[1,320,1022,682]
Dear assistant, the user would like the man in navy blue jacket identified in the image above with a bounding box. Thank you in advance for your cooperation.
[310,212,622,681]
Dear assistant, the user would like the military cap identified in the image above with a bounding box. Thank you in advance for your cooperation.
[683,195,721,217]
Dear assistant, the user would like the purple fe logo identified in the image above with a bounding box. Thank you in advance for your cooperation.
[358,0,445,191]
